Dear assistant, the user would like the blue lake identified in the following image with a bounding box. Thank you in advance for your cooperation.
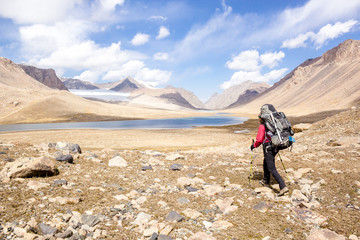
[0,116,248,132]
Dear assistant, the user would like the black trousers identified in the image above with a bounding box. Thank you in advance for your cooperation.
[263,144,286,189]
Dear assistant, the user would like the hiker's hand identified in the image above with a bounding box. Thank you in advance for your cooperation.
[250,144,255,151]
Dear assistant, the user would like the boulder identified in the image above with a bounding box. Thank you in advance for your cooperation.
[0,157,58,181]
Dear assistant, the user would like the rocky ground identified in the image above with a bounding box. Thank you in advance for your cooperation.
[0,109,359,240]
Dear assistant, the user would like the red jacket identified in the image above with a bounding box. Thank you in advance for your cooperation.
[254,124,271,148]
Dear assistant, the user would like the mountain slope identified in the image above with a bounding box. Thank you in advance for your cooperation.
[62,78,99,90]
[96,76,147,91]
[19,64,68,91]
[205,81,270,109]
[164,86,205,109]
[0,58,203,124]
[129,88,196,110]
[233,39,360,116]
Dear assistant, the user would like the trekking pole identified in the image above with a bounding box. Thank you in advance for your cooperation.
[278,152,290,182]
[249,139,255,185]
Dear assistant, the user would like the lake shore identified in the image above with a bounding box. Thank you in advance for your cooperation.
[0,109,344,151]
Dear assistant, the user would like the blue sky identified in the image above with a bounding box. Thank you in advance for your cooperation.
[1,0,360,101]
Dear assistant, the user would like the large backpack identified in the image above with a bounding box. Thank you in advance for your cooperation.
[259,104,295,150]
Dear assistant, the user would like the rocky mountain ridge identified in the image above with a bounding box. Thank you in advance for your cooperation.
[62,78,99,90]
[233,39,360,115]
[205,81,270,109]
[19,64,68,91]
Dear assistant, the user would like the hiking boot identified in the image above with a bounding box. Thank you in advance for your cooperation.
[259,179,270,187]
[277,187,289,196]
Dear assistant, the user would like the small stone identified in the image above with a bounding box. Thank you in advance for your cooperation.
[55,230,73,238]
[158,234,174,240]
[253,201,273,213]
[81,214,100,227]
[108,156,127,167]
[53,179,68,187]
[27,180,50,190]
[349,235,358,240]
[38,223,59,236]
[306,229,345,240]
[203,185,223,196]
[331,169,342,174]
[186,186,199,192]
[170,164,183,171]
[177,197,190,204]
[212,220,233,230]
[14,227,26,237]
[189,232,216,240]
[285,228,292,233]
[166,211,184,222]
[165,153,185,161]
[182,209,202,219]
[56,154,74,163]
[141,165,153,171]
[150,233,158,240]
[291,189,309,203]
[262,237,271,240]
[133,212,152,226]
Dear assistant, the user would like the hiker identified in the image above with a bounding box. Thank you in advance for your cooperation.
[250,112,289,196]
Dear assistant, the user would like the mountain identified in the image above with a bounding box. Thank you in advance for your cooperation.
[165,86,206,109]
[234,39,360,115]
[129,88,199,110]
[62,78,99,90]
[19,64,68,91]
[205,81,270,109]
[0,57,201,124]
[96,76,147,92]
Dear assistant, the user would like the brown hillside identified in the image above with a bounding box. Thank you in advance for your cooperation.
[0,58,206,124]
[232,39,360,116]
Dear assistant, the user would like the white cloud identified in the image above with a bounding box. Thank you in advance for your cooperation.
[281,32,315,49]
[314,20,358,48]
[226,50,285,71]
[102,60,145,81]
[91,0,125,21]
[226,50,260,71]
[260,51,285,68]
[131,33,150,46]
[222,49,287,89]
[156,26,170,39]
[75,70,102,83]
[19,20,93,57]
[153,52,170,61]
[135,68,172,87]
[0,0,81,24]
[282,20,358,49]
[149,15,167,21]
[221,68,288,89]
[29,41,146,73]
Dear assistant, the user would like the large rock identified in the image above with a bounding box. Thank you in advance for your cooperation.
[306,229,345,240]
[0,157,58,182]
